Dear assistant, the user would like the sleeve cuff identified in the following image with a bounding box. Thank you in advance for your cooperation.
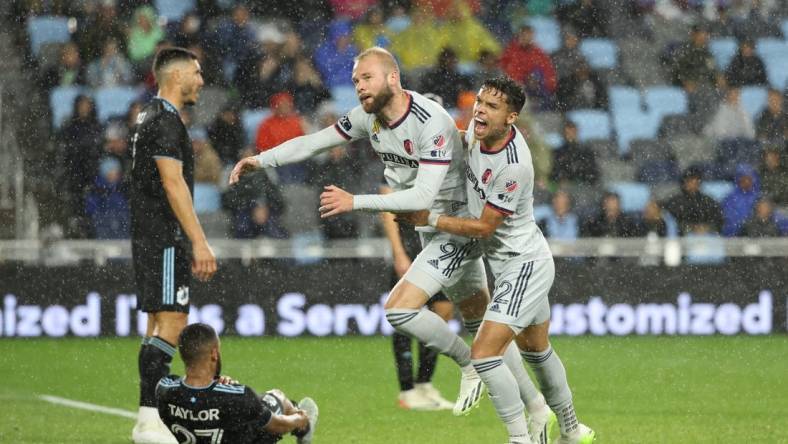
[485,201,513,216]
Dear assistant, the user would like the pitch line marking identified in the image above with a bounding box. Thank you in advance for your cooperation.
[39,394,137,420]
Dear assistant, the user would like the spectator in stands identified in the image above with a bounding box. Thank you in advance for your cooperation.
[472,49,504,87]
[292,57,331,116]
[256,92,308,184]
[85,156,129,239]
[500,25,557,96]
[671,24,719,90]
[441,2,500,65]
[557,0,610,38]
[391,6,444,73]
[353,6,392,49]
[722,164,761,236]
[314,19,358,88]
[556,61,607,111]
[213,4,257,64]
[542,190,579,240]
[76,1,127,62]
[102,122,130,178]
[662,166,724,234]
[755,89,788,144]
[330,0,378,20]
[40,42,85,91]
[419,48,473,107]
[127,6,164,65]
[208,102,246,165]
[170,12,204,49]
[729,0,783,39]
[192,128,223,187]
[741,198,781,237]
[552,27,587,82]
[551,120,599,185]
[704,87,755,141]
[634,200,668,237]
[235,28,290,108]
[454,91,476,130]
[759,145,788,206]
[386,4,412,34]
[581,192,638,237]
[317,146,361,239]
[86,38,133,88]
[221,168,288,239]
[725,39,767,87]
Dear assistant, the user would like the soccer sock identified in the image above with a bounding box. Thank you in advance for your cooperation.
[139,336,176,408]
[392,332,415,391]
[522,345,578,436]
[463,319,542,412]
[386,308,471,367]
[415,340,439,384]
[472,357,530,444]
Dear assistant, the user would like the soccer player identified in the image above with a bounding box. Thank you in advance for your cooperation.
[397,77,595,444]
[231,47,498,415]
[130,47,218,444]
[157,323,318,444]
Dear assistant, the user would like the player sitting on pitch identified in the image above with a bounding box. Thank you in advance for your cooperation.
[156,323,318,444]
[397,77,595,444]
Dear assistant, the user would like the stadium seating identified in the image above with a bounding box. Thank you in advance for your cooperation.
[637,160,680,184]
[533,204,552,222]
[613,112,660,155]
[701,180,734,202]
[193,87,229,126]
[669,135,715,169]
[193,183,222,214]
[580,38,618,69]
[26,16,71,56]
[544,132,563,149]
[49,85,84,128]
[644,86,688,121]
[241,108,271,145]
[630,139,674,165]
[525,17,561,53]
[740,86,768,121]
[764,58,788,89]
[566,109,611,142]
[609,86,641,112]
[600,158,635,182]
[709,38,737,69]
[607,181,651,213]
[330,85,359,114]
[155,0,196,23]
[716,138,761,177]
[756,38,788,88]
[782,19,788,40]
[684,233,726,264]
[94,87,140,122]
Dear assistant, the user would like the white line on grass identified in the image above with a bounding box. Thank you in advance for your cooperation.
[39,395,137,420]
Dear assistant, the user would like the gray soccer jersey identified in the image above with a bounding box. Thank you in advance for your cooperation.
[464,124,552,273]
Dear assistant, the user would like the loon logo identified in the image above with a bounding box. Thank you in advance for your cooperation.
[176,286,190,306]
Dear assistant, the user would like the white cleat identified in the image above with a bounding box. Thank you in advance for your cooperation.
[398,388,441,410]
[554,423,596,444]
[415,383,454,410]
[296,397,319,444]
[131,418,178,444]
[527,406,557,444]
[452,366,485,416]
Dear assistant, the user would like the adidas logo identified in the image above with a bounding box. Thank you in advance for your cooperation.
[489,304,500,313]
[428,259,439,269]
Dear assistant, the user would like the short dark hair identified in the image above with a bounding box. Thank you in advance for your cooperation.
[481,76,526,113]
[153,47,198,77]
[178,323,218,367]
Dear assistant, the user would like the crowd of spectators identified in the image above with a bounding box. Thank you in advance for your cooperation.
[14,0,788,242]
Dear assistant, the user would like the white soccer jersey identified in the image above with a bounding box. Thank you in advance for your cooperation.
[464,123,552,270]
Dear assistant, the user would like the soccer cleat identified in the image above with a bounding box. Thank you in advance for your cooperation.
[554,423,596,444]
[398,388,441,410]
[527,407,557,444]
[415,383,454,410]
[452,367,486,416]
[296,397,319,444]
[131,419,178,444]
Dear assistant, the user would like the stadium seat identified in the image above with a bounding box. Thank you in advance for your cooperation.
[94,87,140,122]
[599,158,636,182]
[755,38,788,59]
[740,86,768,121]
[669,135,715,169]
[193,183,221,214]
[658,114,694,139]
[764,58,788,89]
[525,17,561,53]
[26,16,71,56]
[49,85,84,128]
[652,182,680,202]
[701,180,734,202]
[709,38,737,69]
[193,87,229,126]
[533,204,552,222]
[613,112,660,155]
[637,160,680,184]
[544,132,563,149]
[644,86,688,120]
[782,19,788,40]
[607,181,651,213]
[154,0,196,22]
[608,86,641,113]
[580,38,618,70]
[241,108,271,145]
[331,85,359,114]
[630,139,674,165]
[566,109,611,142]
[684,233,726,265]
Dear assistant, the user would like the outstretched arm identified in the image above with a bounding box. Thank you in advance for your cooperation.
[396,205,505,239]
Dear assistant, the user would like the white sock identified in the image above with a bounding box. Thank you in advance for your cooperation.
[136,406,159,423]
[386,308,471,367]
[472,356,530,443]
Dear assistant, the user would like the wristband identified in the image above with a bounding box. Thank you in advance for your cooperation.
[427,212,440,228]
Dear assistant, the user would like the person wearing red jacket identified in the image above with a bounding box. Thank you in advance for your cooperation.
[256,92,306,152]
[499,25,557,96]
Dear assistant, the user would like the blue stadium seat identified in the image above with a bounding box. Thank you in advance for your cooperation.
[580,38,618,69]
[709,38,737,69]
[644,86,688,120]
[764,58,788,89]
[94,87,140,122]
[544,132,563,149]
[193,183,221,214]
[50,86,84,128]
[740,86,768,121]
[525,17,561,53]
[608,86,641,113]
[701,180,734,202]
[782,19,788,40]
[566,109,611,142]
[241,108,271,145]
[637,160,680,184]
[755,38,788,59]
[155,0,196,22]
[533,204,552,222]
[27,16,71,56]
[684,233,726,265]
[331,85,359,114]
[662,211,679,238]
[613,112,660,155]
[607,181,651,213]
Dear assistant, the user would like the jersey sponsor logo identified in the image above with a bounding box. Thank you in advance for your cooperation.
[176,286,190,306]
[403,139,413,155]
[481,169,492,184]
[168,404,220,421]
[432,134,446,148]
[339,115,352,132]
[505,180,518,193]
[380,152,419,168]
[466,164,486,200]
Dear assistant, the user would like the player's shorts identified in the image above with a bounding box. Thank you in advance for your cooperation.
[483,257,554,335]
[132,240,191,313]
[402,230,488,303]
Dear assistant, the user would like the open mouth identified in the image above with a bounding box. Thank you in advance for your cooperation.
[474,117,488,130]
[359,94,372,103]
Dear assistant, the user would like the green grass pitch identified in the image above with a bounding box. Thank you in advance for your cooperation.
[0,336,786,443]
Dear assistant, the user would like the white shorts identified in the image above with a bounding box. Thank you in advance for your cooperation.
[402,230,488,302]
[483,258,554,334]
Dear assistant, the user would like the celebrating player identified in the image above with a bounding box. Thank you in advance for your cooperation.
[130,47,218,444]
[397,77,595,444]
[157,323,318,444]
